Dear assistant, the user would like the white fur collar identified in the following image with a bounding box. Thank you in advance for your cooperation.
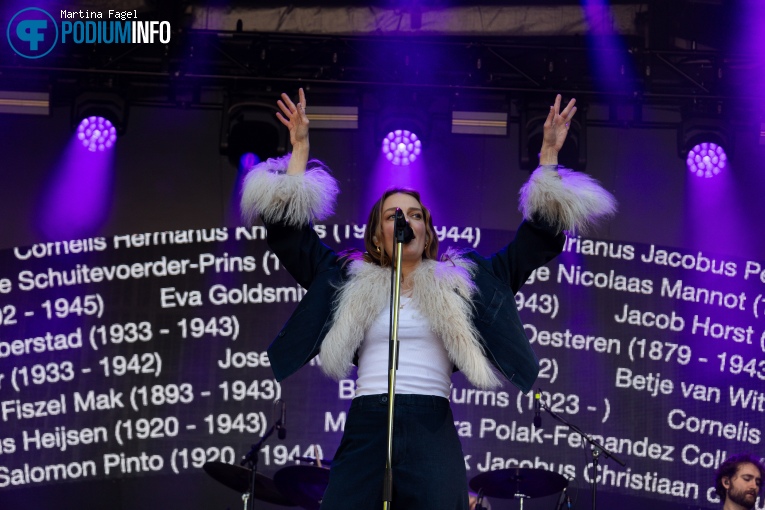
[319,255,501,389]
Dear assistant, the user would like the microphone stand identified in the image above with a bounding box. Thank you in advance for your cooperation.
[383,208,409,510]
[538,396,626,510]
[240,406,283,510]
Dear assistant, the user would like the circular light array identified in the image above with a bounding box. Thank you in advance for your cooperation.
[77,116,117,152]
[686,142,727,178]
[382,129,421,166]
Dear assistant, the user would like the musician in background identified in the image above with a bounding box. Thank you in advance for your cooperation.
[714,453,764,510]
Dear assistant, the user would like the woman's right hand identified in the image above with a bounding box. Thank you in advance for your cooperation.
[277,87,309,148]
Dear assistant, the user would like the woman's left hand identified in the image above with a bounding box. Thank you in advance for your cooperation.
[542,94,576,154]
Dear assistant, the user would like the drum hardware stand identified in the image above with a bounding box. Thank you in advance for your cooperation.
[240,400,286,510]
[383,208,413,510]
[538,392,625,510]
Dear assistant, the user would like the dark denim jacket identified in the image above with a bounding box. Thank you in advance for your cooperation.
[264,216,564,394]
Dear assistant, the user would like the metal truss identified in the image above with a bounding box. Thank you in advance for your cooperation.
[0,29,759,115]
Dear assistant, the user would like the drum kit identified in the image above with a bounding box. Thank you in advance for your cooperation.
[203,456,331,509]
[203,459,568,509]
[469,467,568,510]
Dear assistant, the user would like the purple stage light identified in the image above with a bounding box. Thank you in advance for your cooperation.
[381,129,422,166]
[686,142,728,178]
[240,152,260,169]
[76,116,117,152]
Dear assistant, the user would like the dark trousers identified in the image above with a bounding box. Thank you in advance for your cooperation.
[320,394,469,510]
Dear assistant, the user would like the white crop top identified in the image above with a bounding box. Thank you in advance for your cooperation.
[354,295,453,398]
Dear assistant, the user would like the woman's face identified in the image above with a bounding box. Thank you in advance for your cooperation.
[376,193,429,265]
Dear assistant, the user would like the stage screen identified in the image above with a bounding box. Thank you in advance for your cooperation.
[0,218,763,510]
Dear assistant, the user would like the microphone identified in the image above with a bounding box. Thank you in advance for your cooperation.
[555,487,568,510]
[394,208,415,244]
[533,389,542,428]
[277,400,287,440]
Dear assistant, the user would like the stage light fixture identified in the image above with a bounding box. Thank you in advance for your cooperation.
[376,104,429,167]
[451,111,507,136]
[239,152,261,170]
[220,99,288,168]
[71,91,128,145]
[306,106,359,130]
[0,90,49,115]
[685,142,728,178]
[381,129,422,166]
[678,115,731,178]
[520,101,587,170]
[76,116,117,152]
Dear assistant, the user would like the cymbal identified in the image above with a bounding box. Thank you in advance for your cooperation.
[295,456,333,467]
[203,461,296,506]
[273,465,331,510]
[469,468,567,499]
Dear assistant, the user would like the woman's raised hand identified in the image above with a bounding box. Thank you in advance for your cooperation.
[539,94,576,165]
[277,87,309,148]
